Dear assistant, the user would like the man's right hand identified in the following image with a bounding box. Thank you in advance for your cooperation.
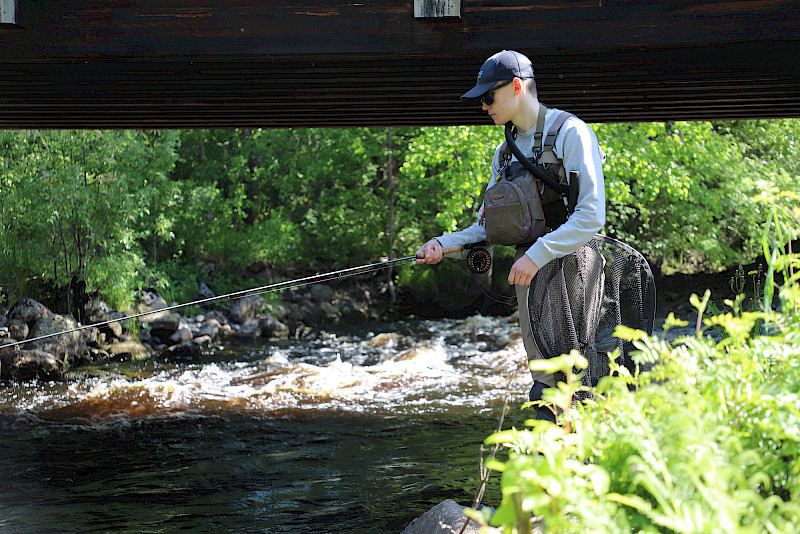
[416,239,443,264]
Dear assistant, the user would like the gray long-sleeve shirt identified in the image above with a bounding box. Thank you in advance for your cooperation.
[436,107,606,268]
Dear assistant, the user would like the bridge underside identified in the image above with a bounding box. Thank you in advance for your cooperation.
[2,1,799,128]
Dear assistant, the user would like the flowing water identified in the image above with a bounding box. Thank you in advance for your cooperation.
[0,314,535,533]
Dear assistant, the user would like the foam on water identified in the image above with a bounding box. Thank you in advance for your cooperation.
[2,315,532,422]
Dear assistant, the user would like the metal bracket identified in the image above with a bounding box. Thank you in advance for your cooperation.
[414,0,461,19]
[1,0,16,25]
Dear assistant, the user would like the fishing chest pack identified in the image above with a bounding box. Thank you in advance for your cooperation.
[481,104,579,247]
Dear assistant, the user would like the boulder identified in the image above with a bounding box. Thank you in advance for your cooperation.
[204,309,228,325]
[89,310,123,339]
[143,312,182,339]
[164,340,203,360]
[79,326,99,347]
[301,301,339,327]
[259,314,289,339]
[229,294,264,324]
[197,281,215,300]
[137,307,170,321]
[138,328,153,344]
[234,317,261,338]
[0,349,65,381]
[197,318,222,339]
[339,300,371,323]
[192,335,213,346]
[85,347,111,361]
[267,302,292,323]
[7,319,29,341]
[27,314,85,360]
[108,311,131,333]
[85,298,111,317]
[137,288,168,313]
[168,327,194,345]
[8,298,52,326]
[366,332,409,349]
[104,340,151,360]
[400,500,482,534]
[308,283,333,303]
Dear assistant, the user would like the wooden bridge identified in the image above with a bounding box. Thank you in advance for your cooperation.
[2,1,799,128]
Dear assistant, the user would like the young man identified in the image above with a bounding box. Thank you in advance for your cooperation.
[416,50,606,403]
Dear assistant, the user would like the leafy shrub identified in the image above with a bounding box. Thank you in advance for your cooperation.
[596,121,777,273]
[472,210,800,533]
[0,130,179,309]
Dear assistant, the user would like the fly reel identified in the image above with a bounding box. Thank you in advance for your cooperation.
[466,247,492,274]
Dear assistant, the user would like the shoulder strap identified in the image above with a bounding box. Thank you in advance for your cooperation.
[532,102,549,152]
[498,107,575,176]
[499,140,509,159]
[542,110,575,151]
[500,102,552,160]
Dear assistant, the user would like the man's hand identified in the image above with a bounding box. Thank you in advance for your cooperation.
[508,254,539,286]
[416,239,443,264]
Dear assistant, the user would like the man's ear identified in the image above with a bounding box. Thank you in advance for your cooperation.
[513,77,524,95]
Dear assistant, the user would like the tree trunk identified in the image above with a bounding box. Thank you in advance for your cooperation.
[385,128,397,306]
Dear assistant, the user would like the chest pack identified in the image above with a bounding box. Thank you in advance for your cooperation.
[481,104,579,246]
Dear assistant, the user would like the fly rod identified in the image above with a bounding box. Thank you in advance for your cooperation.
[2,242,489,350]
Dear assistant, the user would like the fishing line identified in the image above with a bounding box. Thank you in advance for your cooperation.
[2,243,488,350]
[448,256,517,307]
[462,368,518,534]
[2,254,422,350]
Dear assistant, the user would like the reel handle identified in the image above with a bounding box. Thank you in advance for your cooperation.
[415,241,489,259]
[442,245,467,256]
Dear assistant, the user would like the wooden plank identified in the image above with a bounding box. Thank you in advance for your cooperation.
[2,1,800,127]
[3,1,799,58]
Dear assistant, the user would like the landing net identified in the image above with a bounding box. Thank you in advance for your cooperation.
[528,234,656,399]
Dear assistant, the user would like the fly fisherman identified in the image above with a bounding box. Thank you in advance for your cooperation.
[416,50,606,420]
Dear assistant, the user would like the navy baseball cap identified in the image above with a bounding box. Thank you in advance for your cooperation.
[460,50,535,103]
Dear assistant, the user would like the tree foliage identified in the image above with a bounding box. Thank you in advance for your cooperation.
[598,121,765,272]
[0,130,178,308]
[1,120,798,309]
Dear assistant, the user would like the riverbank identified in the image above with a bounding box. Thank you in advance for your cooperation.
[0,253,748,382]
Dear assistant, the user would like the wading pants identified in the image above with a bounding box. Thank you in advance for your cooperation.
[514,248,557,389]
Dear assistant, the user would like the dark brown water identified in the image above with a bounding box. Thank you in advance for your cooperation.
[0,316,530,533]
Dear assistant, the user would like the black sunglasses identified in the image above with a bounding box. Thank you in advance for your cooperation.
[480,79,513,106]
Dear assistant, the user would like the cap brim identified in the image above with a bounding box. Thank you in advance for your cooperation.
[460,81,497,104]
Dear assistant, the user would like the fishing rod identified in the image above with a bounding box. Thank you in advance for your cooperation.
[2,242,490,350]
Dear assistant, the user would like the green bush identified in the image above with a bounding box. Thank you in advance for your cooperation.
[0,130,179,309]
[596,121,782,274]
[472,210,800,533]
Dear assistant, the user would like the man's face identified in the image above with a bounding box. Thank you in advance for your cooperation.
[481,79,517,125]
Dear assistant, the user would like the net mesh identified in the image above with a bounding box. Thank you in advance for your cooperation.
[528,235,656,399]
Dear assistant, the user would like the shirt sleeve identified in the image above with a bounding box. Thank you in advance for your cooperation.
[523,118,606,268]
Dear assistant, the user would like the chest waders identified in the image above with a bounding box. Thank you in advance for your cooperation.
[482,104,656,403]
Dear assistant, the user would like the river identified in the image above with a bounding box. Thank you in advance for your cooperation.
[0,314,535,533]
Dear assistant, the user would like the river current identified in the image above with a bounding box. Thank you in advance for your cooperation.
[0,314,535,533]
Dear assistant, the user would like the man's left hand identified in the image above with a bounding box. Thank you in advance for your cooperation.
[508,255,539,286]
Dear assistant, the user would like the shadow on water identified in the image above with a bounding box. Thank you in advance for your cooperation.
[0,409,522,533]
